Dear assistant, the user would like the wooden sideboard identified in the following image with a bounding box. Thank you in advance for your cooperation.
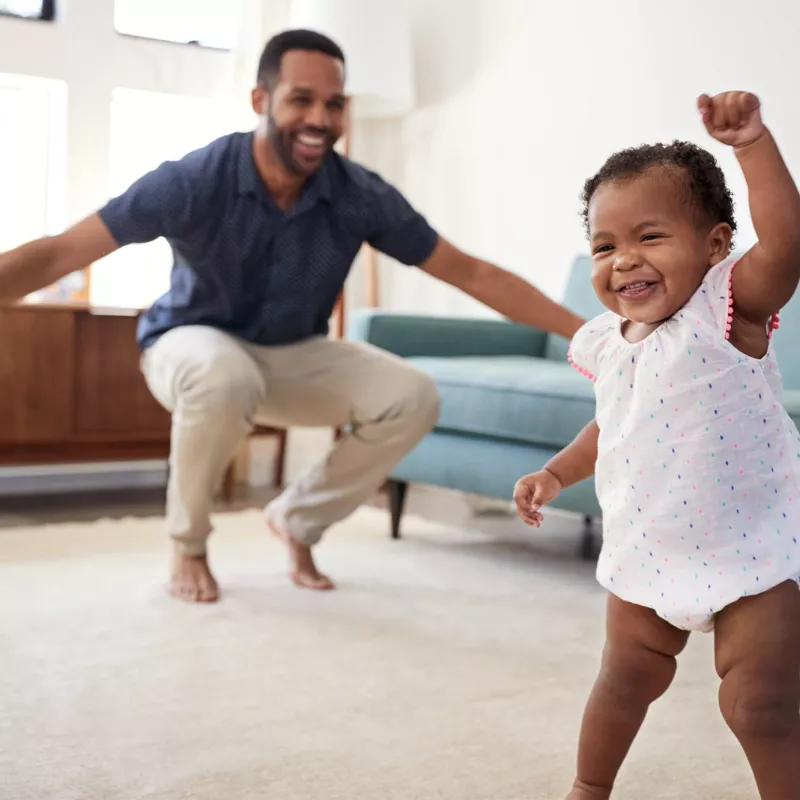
[0,303,172,467]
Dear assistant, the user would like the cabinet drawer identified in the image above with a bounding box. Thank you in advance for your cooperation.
[0,308,75,442]
[72,312,170,437]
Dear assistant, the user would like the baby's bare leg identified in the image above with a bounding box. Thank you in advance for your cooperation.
[567,594,690,799]
[715,580,800,800]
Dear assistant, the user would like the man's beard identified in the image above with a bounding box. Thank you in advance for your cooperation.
[266,112,334,177]
[266,113,303,175]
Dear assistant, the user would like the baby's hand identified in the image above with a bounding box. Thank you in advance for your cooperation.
[513,469,562,528]
[698,91,765,149]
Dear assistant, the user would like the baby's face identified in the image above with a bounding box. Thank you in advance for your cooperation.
[588,168,728,323]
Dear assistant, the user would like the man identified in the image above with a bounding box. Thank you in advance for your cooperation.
[0,29,583,603]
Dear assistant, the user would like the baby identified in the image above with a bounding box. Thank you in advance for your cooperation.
[514,91,800,799]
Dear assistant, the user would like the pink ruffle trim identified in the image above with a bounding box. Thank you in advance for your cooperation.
[725,260,780,340]
[567,343,596,382]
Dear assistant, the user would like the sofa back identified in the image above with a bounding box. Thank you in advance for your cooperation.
[545,254,800,390]
[771,285,800,389]
[544,256,605,362]
[348,311,549,359]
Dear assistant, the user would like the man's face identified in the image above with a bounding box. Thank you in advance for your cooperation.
[252,49,346,177]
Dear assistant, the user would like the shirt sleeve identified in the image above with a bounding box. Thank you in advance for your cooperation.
[568,313,616,382]
[363,173,439,266]
[98,152,209,246]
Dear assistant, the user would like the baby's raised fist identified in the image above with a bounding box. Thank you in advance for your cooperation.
[698,91,765,149]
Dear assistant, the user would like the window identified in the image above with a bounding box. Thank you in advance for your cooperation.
[0,73,66,254]
[0,1,55,20]
[90,88,243,308]
[114,0,240,50]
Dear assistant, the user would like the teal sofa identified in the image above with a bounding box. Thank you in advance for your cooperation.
[347,255,800,557]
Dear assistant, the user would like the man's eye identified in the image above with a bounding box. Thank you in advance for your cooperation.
[293,96,311,106]
[329,100,346,111]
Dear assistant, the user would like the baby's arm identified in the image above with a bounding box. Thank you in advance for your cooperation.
[514,419,599,527]
[544,418,600,489]
[699,92,800,322]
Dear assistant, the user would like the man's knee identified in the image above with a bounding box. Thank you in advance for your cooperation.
[396,370,441,433]
[173,349,265,415]
[719,668,799,742]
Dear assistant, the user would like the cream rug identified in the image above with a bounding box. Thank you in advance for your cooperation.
[0,507,756,799]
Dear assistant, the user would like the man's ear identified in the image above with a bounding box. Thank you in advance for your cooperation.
[708,222,733,265]
[251,85,268,116]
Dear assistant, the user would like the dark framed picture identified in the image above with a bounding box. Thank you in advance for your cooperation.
[0,1,55,21]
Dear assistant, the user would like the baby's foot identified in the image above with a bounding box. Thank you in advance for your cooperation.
[566,780,611,799]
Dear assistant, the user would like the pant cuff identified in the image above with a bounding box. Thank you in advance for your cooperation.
[171,536,209,557]
[265,502,325,547]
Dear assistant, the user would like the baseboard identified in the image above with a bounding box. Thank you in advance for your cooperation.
[0,461,168,496]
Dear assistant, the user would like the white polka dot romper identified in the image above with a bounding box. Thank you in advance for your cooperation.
[568,254,800,631]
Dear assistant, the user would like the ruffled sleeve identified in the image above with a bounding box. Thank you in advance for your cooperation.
[699,254,781,340]
[567,312,617,383]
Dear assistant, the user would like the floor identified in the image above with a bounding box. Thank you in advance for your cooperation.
[0,488,755,799]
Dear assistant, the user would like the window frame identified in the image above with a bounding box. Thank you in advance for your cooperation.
[113,0,239,51]
[0,1,55,22]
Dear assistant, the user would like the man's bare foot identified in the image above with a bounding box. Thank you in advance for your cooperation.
[566,780,611,799]
[169,550,220,603]
[266,514,335,591]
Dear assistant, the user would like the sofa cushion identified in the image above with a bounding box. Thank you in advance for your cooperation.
[407,355,596,450]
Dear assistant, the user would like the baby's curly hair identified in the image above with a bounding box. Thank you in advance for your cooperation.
[580,141,737,248]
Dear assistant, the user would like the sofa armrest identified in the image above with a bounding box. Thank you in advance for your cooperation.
[346,309,548,359]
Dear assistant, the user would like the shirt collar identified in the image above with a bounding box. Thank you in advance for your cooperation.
[237,132,333,207]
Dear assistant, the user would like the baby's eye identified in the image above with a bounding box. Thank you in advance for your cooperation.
[641,233,663,242]
[593,244,614,255]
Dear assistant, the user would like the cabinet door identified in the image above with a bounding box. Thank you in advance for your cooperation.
[0,308,75,442]
[73,312,170,438]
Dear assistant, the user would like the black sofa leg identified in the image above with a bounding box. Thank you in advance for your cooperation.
[387,480,408,540]
[580,515,598,561]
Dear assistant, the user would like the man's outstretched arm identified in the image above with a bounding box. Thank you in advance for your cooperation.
[0,214,119,305]
[420,237,583,339]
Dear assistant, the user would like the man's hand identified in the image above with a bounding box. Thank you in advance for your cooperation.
[513,469,562,528]
[698,91,765,149]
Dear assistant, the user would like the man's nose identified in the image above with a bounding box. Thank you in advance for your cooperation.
[305,100,331,130]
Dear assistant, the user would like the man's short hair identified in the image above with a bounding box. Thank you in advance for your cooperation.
[257,29,346,89]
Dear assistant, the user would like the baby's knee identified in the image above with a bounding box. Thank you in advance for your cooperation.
[720,673,799,742]
[600,643,678,706]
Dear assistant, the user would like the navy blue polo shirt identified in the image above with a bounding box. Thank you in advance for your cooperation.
[98,132,439,349]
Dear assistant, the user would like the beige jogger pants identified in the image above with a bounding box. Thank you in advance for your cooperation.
[140,325,440,556]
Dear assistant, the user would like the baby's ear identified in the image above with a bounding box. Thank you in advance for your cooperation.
[707,222,733,265]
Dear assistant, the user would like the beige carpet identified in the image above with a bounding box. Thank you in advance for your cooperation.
[0,507,756,799]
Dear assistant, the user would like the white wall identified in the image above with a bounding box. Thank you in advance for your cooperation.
[371,0,800,319]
